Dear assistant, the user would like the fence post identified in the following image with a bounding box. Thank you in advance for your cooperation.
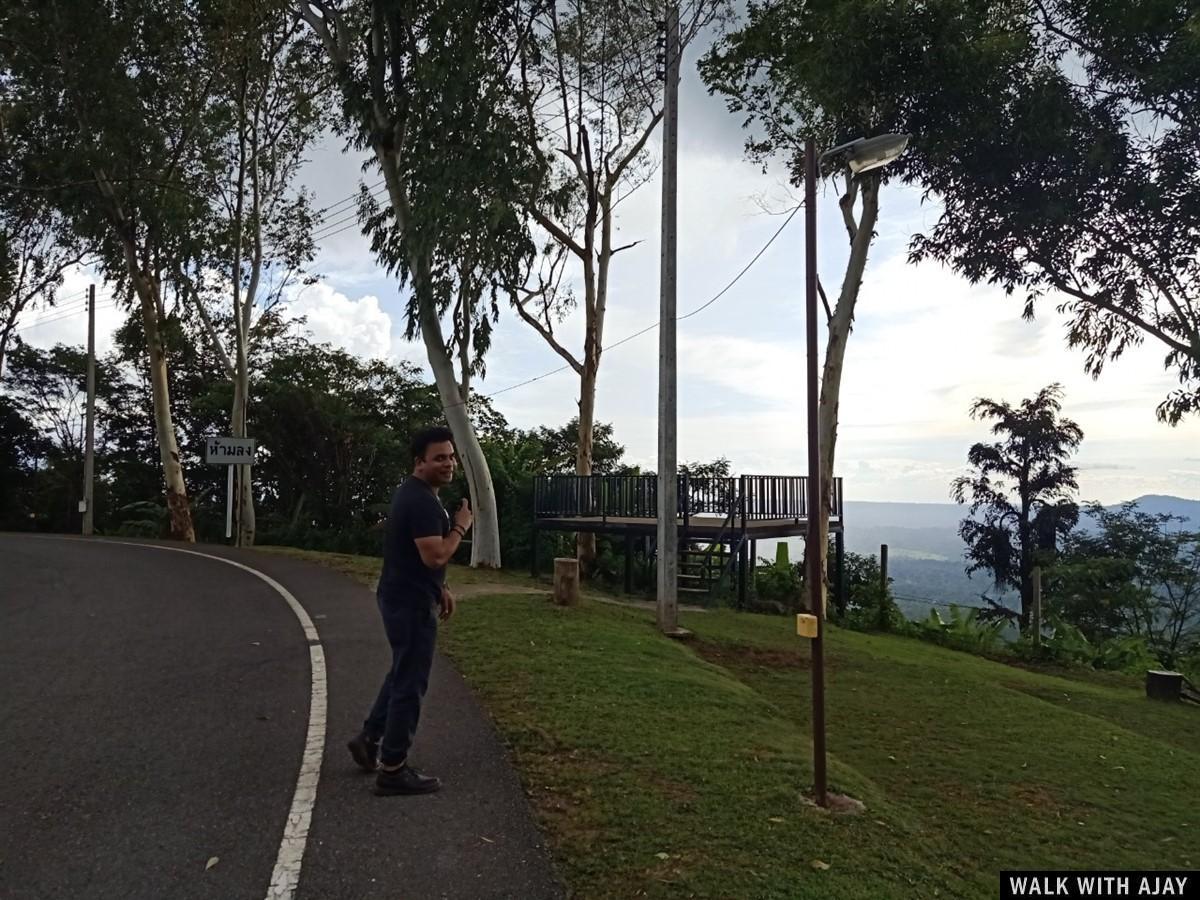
[1032,567,1042,646]
[554,557,581,606]
[880,543,889,597]
[681,471,690,558]
[835,530,846,618]
[624,531,634,594]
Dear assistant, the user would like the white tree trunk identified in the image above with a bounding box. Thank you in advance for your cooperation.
[132,268,195,542]
[417,285,502,568]
[815,176,881,607]
[232,357,255,547]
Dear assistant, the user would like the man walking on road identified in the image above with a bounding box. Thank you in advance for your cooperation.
[347,426,473,796]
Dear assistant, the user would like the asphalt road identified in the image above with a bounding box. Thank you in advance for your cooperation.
[0,535,562,900]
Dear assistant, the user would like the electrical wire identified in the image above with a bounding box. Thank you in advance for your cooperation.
[479,201,802,403]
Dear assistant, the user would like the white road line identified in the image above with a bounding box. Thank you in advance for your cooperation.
[85,540,326,900]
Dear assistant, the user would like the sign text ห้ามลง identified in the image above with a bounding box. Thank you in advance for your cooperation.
[205,437,256,465]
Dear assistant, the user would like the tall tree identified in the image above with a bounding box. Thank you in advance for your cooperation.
[3,339,139,532]
[183,0,324,546]
[706,0,1200,425]
[910,0,1200,425]
[0,0,238,540]
[0,392,46,528]
[700,0,1047,608]
[951,384,1083,629]
[514,0,731,565]
[1051,502,1200,666]
[297,0,547,567]
[2,86,86,381]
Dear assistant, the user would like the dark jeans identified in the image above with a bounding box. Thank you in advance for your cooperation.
[363,596,438,767]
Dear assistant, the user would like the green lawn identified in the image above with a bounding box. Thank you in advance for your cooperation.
[265,548,1200,899]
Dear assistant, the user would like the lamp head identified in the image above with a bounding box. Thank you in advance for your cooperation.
[819,133,911,174]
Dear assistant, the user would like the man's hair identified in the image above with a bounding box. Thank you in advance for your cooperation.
[411,426,455,462]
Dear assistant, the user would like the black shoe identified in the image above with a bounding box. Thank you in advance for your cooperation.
[347,733,379,773]
[374,764,442,796]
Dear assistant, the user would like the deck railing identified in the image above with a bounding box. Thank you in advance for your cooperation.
[532,474,844,523]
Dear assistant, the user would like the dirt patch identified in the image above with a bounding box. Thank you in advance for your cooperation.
[800,791,867,816]
[692,638,812,671]
[645,773,701,807]
[1010,784,1063,812]
[453,583,547,599]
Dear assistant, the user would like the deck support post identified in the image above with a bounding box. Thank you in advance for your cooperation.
[624,531,634,594]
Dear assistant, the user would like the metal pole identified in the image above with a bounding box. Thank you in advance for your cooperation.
[804,136,828,807]
[656,4,680,634]
[82,285,96,537]
[226,464,234,540]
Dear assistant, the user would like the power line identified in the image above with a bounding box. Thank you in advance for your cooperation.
[310,217,370,246]
[481,201,802,402]
[15,299,117,335]
[313,178,386,221]
[13,291,93,325]
[309,189,388,242]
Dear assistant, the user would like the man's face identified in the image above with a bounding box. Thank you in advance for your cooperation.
[415,440,457,486]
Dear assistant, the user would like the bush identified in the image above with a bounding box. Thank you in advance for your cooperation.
[835,549,904,632]
[755,543,802,610]
[905,606,1007,655]
[1012,619,1162,673]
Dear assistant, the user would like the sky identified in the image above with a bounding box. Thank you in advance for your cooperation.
[17,36,1200,507]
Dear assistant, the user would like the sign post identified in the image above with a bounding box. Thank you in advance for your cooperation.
[205,437,256,543]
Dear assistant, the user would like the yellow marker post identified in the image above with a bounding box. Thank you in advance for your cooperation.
[796,613,818,639]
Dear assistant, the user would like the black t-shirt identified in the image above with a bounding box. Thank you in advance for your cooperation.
[377,476,450,608]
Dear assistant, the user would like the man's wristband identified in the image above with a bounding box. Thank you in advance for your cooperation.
[451,524,466,538]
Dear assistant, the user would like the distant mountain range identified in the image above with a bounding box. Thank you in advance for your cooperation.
[842,494,1200,562]
[791,495,1200,615]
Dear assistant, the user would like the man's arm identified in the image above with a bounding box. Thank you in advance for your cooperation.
[414,530,464,570]
[414,498,473,569]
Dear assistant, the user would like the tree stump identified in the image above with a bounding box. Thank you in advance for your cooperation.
[1146,670,1184,702]
[553,558,580,606]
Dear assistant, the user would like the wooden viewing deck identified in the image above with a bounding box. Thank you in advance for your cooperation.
[531,474,848,606]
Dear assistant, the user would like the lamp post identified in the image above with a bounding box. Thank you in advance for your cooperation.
[804,131,909,808]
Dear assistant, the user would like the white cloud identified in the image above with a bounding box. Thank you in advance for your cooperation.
[281,281,395,361]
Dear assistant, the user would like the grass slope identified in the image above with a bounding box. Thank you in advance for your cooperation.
[265,549,1200,899]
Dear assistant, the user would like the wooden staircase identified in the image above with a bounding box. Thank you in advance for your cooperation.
[678,543,729,597]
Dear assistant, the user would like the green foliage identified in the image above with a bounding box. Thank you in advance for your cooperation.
[838,549,904,633]
[304,1,545,346]
[0,0,229,292]
[484,418,628,572]
[701,0,1200,424]
[1049,501,1200,666]
[951,384,1083,627]
[753,545,801,612]
[1012,619,1161,674]
[907,605,1008,656]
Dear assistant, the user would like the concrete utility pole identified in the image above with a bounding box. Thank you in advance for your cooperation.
[82,284,96,537]
[656,4,681,635]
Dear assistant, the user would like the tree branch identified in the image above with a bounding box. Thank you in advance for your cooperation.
[514,299,583,375]
[606,108,664,191]
[839,174,859,243]
[1033,253,1193,357]
[530,206,587,260]
[817,277,833,323]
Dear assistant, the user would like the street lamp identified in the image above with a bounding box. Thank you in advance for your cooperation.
[803,131,909,809]
[820,133,911,174]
